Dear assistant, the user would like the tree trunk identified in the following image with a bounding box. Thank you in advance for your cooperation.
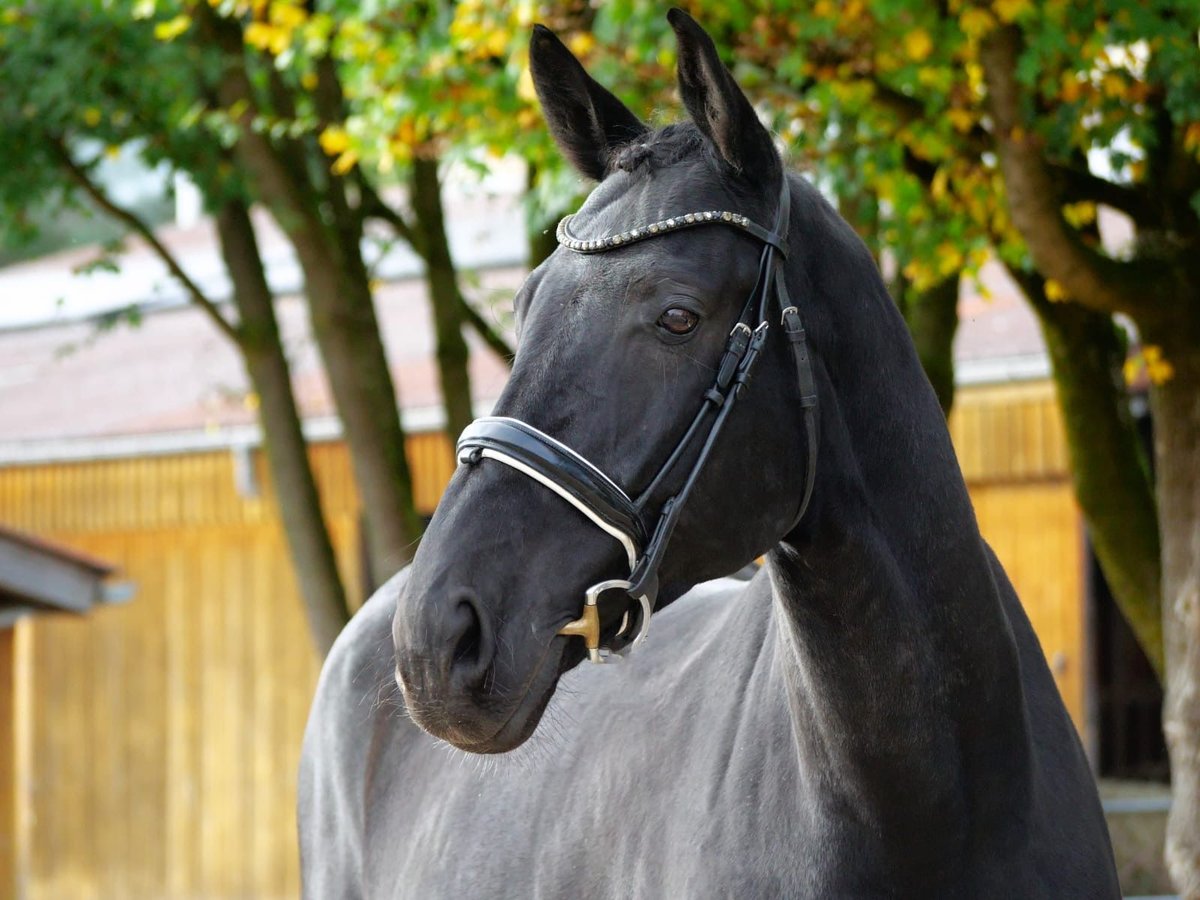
[1147,320,1200,895]
[898,274,959,416]
[1018,274,1164,678]
[215,200,351,655]
[200,5,423,587]
[295,220,425,586]
[409,156,474,445]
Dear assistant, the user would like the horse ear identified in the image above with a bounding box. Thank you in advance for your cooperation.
[529,25,648,181]
[667,8,778,177]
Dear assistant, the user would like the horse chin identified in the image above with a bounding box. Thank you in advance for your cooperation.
[402,639,567,755]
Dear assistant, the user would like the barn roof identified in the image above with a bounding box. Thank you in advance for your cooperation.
[0,181,1084,466]
[0,523,121,625]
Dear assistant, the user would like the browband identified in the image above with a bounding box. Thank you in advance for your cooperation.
[557,208,788,258]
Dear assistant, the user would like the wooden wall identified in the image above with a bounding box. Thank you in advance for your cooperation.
[0,434,452,900]
[0,383,1087,898]
[949,380,1088,734]
[0,627,19,898]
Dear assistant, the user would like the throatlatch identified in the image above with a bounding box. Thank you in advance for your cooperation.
[456,174,818,663]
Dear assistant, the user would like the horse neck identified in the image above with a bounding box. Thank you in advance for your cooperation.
[765,197,1034,867]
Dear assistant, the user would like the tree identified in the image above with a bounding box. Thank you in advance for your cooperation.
[979,15,1199,889]
[0,2,353,653]
[190,4,425,586]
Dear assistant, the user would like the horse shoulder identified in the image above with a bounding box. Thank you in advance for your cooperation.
[298,568,409,900]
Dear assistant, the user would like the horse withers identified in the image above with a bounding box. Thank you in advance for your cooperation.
[299,10,1119,897]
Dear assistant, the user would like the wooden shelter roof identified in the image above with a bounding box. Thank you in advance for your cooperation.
[0,522,117,624]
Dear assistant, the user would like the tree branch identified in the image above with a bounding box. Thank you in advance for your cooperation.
[359,178,420,251]
[1049,163,1160,228]
[980,25,1172,317]
[192,4,325,238]
[459,295,514,363]
[50,139,240,343]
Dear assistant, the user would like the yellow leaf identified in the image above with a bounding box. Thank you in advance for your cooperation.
[319,125,350,157]
[270,2,307,30]
[1059,73,1083,103]
[1124,346,1175,386]
[1122,356,1140,386]
[992,0,1031,23]
[330,149,358,176]
[1143,346,1174,385]
[245,21,291,54]
[517,107,539,129]
[1101,72,1125,99]
[243,392,260,412]
[244,22,277,51]
[301,71,318,91]
[105,145,121,159]
[965,61,984,93]
[1147,359,1174,385]
[1044,279,1068,301]
[1062,201,1096,228]
[947,108,974,133]
[153,14,190,41]
[904,29,933,62]
[567,32,595,57]
[82,107,102,127]
[1184,122,1200,154]
[935,242,963,276]
[931,167,949,200]
[960,8,995,39]
[517,65,537,103]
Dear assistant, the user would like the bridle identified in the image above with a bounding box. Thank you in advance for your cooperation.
[456,175,818,663]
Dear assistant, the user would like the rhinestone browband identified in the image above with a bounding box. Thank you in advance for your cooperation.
[556,208,786,256]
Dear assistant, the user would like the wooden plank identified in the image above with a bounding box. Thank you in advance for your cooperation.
[12,621,32,900]
[969,481,1086,727]
[163,534,195,897]
[250,531,274,897]
[0,628,16,898]
[121,533,168,897]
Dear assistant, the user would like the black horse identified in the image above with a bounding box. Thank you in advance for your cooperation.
[299,11,1119,897]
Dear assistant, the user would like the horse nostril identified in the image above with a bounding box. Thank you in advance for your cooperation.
[447,594,493,686]
[452,601,482,665]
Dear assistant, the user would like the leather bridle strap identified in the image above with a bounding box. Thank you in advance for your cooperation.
[456,417,647,569]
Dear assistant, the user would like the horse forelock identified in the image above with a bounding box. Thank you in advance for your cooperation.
[565,124,782,251]
[605,122,708,175]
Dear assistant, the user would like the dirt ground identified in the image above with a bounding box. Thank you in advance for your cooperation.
[1100,779,1174,896]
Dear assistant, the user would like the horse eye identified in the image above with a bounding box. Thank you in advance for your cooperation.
[657,307,699,335]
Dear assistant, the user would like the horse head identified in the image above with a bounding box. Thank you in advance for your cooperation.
[393,10,817,753]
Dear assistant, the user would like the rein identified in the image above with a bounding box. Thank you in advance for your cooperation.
[457,175,818,662]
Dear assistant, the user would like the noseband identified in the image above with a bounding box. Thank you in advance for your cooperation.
[457,176,818,663]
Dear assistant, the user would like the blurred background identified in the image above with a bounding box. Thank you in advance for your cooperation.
[0,1,1196,897]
